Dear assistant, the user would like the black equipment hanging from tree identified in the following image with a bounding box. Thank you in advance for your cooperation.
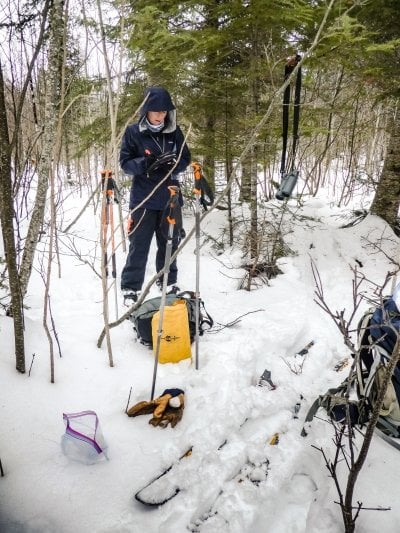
[276,54,302,201]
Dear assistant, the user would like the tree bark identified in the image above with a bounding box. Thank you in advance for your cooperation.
[19,0,65,297]
[0,60,25,373]
[370,106,400,230]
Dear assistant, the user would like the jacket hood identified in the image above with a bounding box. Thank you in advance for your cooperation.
[141,87,175,113]
[139,87,177,134]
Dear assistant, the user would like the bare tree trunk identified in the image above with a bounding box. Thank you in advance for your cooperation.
[19,0,66,297]
[43,174,56,383]
[96,0,126,252]
[203,114,216,187]
[245,26,261,279]
[0,60,25,373]
[338,96,360,207]
[313,66,345,194]
[0,0,51,374]
[370,105,400,230]
[240,152,251,202]
[41,0,70,383]
[250,145,258,260]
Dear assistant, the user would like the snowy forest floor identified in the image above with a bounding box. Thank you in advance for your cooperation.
[1,189,400,533]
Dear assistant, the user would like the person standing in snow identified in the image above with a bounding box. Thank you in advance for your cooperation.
[120,87,191,305]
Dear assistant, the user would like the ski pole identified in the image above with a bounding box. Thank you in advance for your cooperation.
[101,170,118,318]
[150,185,180,400]
[101,171,110,278]
[191,162,202,370]
[107,181,118,317]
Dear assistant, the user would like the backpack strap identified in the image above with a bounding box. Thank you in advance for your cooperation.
[198,303,214,331]
[355,308,376,396]
[376,416,400,439]
[302,381,349,425]
[177,290,195,299]
[301,374,366,436]
[177,291,214,332]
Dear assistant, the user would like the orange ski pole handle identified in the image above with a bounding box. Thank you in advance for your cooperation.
[191,162,202,195]
[168,185,179,197]
[166,185,180,225]
[100,169,114,193]
[191,161,202,178]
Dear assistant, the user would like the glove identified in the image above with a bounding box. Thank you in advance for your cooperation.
[127,389,184,428]
[126,395,171,417]
[146,151,177,175]
[127,216,134,234]
[126,400,157,417]
[149,406,184,428]
[153,394,172,418]
[149,393,185,428]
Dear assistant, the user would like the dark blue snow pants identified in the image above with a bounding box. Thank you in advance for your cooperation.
[121,208,179,291]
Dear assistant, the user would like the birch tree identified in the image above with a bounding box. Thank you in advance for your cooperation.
[19,0,66,297]
[0,0,51,373]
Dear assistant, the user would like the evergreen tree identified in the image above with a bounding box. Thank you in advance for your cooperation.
[356,0,400,229]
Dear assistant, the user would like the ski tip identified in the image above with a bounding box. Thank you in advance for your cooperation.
[134,487,180,507]
[296,340,315,357]
[257,369,277,389]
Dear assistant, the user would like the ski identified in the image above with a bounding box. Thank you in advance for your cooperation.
[374,417,400,451]
[375,427,400,452]
[187,457,270,532]
[134,417,250,506]
[135,391,279,507]
[281,340,315,374]
[334,357,349,372]
[293,394,305,419]
[134,353,304,507]
[134,446,193,505]
[187,397,305,532]
[295,340,314,356]
[257,369,277,389]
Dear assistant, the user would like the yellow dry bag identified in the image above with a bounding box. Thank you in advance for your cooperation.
[151,299,192,364]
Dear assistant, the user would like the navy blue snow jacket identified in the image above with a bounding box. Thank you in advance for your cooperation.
[120,87,191,210]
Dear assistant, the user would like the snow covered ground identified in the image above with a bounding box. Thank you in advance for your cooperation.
[1,187,400,532]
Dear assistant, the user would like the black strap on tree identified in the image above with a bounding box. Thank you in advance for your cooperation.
[280,54,302,177]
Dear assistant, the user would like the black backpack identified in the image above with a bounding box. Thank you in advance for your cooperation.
[130,291,213,347]
[356,298,400,431]
[303,297,400,438]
